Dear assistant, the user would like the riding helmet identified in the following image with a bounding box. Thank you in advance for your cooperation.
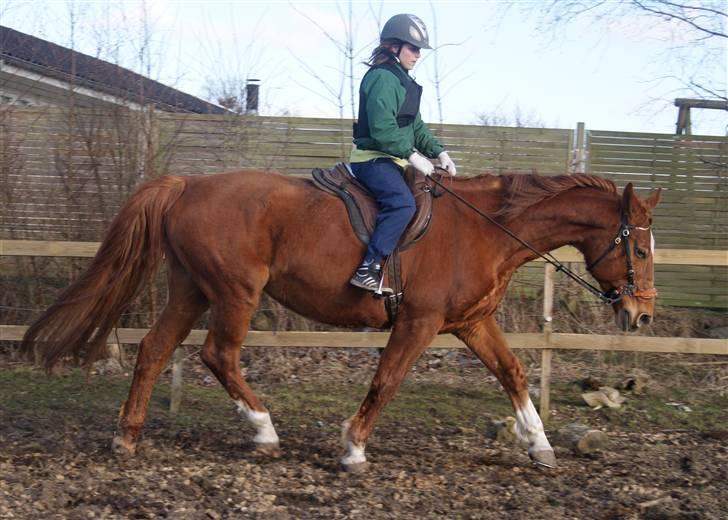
[380,14,431,49]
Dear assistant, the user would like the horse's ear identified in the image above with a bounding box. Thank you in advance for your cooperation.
[643,188,662,210]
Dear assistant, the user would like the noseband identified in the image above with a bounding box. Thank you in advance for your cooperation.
[428,173,657,306]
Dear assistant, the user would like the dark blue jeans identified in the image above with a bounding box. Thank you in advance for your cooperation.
[351,158,416,263]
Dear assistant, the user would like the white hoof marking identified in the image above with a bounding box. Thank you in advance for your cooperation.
[235,400,280,444]
[515,398,552,452]
[341,441,367,466]
[340,417,367,465]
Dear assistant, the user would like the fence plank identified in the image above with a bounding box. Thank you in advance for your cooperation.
[551,334,727,355]
[1,325,725,354]
[0,240,100,257]
[3,240,726,266]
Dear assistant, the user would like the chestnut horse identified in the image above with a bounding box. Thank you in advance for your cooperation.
[22,169,661,470]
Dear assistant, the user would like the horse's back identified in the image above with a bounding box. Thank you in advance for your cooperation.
[183,169,315,200]
[167,169,348,244]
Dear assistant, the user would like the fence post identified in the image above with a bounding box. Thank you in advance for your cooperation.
[571,122,587,174]
[539,263,555,423]
[169,347,184,415]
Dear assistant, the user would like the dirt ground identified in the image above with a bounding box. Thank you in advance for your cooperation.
[1,346,727,519]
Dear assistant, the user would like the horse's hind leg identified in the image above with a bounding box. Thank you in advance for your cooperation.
[113,260,208,455]
[200,289,281,456]
[454,316,556,468]
[341,315,442,471]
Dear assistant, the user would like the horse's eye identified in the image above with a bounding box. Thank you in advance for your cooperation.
[635,247,648,259]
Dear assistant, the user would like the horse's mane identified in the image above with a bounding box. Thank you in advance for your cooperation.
[492,173,617,220]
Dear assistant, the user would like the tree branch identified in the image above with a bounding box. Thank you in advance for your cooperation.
[630,0,727,39]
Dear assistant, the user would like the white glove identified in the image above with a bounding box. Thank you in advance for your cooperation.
[408,152,435,176]
[438,151,457,176]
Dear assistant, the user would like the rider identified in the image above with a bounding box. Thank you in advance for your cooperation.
[349,13,457,293]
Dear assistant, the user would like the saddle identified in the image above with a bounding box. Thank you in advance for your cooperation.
[311,162,434,250]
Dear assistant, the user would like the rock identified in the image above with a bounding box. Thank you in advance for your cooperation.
[617,369,650,395]
[106,343,123,362]
[666,402,692,412]
[92,358,123,376]
[487,417,526,447]
[554,423,609,454]
[578,375,603,391]
[582,386,625,409]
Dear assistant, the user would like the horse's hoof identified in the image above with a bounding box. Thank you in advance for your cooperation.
[529,448,557,468]
[255,442,282,458]
[111,436,136,457]
[340,461,369,474]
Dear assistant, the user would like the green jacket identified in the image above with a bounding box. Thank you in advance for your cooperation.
[351,63,444,162]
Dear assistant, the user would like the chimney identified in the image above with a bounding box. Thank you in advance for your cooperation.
[245,79,260,115]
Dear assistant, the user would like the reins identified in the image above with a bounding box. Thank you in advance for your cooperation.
[426,171,652,305]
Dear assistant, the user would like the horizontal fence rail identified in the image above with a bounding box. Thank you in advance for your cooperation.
[1,326,726,355]
[2,240,726,265]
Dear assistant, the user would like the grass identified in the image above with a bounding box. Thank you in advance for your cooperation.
[549,380,728,432]
[1,367,725,438]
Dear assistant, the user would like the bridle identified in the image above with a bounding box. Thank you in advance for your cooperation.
[427,172,658,305]
[585,214,658,304]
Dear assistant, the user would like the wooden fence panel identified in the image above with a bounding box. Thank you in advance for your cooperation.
[1,107,156,241]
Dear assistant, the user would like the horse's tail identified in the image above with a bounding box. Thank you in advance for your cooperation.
[21,175,188,371]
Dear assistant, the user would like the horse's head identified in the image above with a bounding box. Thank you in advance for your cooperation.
[582,183,662,332]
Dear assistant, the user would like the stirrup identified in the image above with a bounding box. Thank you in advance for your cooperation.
[374,275,394,297]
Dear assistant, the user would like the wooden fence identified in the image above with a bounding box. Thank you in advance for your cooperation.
[1,240,726,420]
[1,108,725,307]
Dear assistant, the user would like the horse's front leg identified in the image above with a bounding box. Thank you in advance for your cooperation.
[454,316,556,468]
[341,314,442,471]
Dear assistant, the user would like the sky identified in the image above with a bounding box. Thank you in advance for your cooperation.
[2,0,726,135]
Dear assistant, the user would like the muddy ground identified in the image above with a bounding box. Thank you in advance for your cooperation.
[1,347,726,519]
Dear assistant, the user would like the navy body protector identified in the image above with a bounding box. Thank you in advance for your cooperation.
[353,61,423,138]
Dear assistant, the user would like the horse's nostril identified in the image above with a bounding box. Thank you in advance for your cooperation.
[638,314,653,326]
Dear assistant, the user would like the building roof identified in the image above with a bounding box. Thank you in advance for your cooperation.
[0,25,227,114]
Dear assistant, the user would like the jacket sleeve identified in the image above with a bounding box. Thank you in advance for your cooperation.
[364,70,415,158]
[413,112,444,158]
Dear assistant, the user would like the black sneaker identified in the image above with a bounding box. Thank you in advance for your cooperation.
[349,260,391,294]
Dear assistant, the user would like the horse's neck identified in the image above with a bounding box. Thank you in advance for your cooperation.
[503,190,616,264]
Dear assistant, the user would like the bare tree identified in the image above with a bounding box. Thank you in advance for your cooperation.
[200,4,274,115]
[424,1,472,124]
[475,106,547,128]
[291,1,470,125]
[515,0,726,101]
[289,0,380,119]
